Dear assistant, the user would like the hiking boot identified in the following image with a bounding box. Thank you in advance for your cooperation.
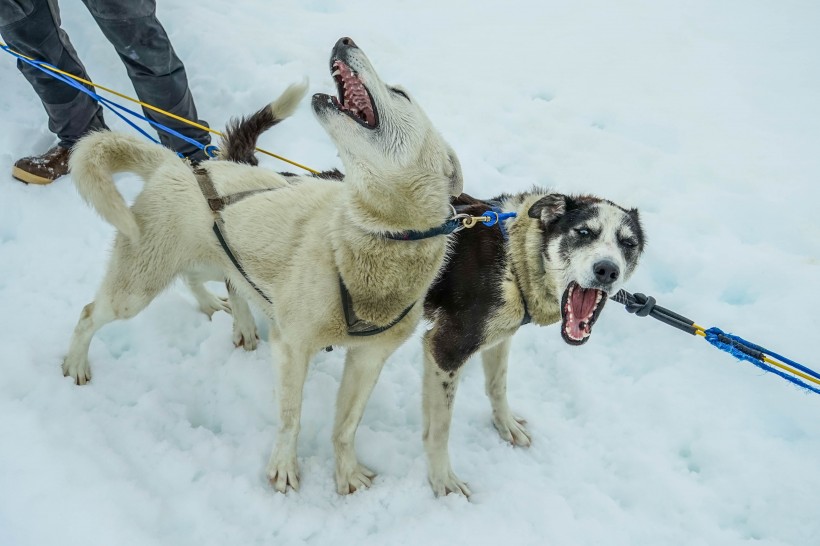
[11,145,71,185]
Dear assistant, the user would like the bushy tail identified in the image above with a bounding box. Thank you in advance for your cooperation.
[69,131,177,243]
[218,80,308,165]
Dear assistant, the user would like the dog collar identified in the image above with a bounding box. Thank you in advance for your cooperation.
[383,217,463,241]
[384,207,517,241]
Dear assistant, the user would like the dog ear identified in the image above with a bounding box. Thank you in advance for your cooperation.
[445,146,464,197]
[627,207,646,246]
[528,194,573,221]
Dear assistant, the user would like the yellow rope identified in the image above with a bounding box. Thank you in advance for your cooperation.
[763,355,820,386]
[13,42,818,390]
[693,325,820,386]
[0,40,319,174]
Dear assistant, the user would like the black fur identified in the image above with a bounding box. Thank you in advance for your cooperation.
[279,169,344,181]
[552,201,603,262]
[313,169,344,180]
[620,208,646,262]
[424,190,644,373]
[220,105,281,166]
[423,193,508,370]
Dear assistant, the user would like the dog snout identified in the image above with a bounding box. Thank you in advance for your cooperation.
[593,260,620,284]
[336,37,358,49]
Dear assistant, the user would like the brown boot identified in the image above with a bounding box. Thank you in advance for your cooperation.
[11,145,71,185]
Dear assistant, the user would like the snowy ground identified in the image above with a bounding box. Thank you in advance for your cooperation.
[2,1,820,545]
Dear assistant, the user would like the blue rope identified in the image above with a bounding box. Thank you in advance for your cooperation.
[385,207,518,241]
[480,207,517,239]
[2,44,214,157]
[714,329,820,381]
[704,327,820,396]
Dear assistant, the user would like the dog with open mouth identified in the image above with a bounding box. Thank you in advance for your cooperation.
[422,190,645,496]
[63,37,463,495]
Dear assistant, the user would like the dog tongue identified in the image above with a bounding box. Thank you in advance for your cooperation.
[565,285,603,340]
[570,286,600,320]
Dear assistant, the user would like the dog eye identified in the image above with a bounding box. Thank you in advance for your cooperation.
[576,228,591,237]
[391,87,410,101]
[619,238,638,248]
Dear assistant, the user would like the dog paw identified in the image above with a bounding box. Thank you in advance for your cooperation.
[198,294,231,319]
[232,327,259,351]
[266,456,300,493]
[335,463,376,495]
[231,306,258,351]
[493,414,532,447]
[62,357,91,386]
[428,469,471,498]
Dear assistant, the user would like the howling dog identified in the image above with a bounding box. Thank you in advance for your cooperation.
[422,191,645,496]
[64,37,463,495]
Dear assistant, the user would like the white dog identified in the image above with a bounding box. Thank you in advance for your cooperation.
[64,37,463,495]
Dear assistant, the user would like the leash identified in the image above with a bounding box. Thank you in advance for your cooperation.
[386,206,517,241]
[611,290,820,396]
[1,36,528,334]
[0,40,319,173]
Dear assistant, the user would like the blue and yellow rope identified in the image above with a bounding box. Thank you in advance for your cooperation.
[0,40,319,174]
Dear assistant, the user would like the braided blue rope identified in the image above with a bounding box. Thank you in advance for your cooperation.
[480,207,517,239]
[715,329,820,381]
[2,44,214,157]
[704,327,820,396]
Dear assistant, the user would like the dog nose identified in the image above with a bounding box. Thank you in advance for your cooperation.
[593,260,620,284]
[336,37,358,49]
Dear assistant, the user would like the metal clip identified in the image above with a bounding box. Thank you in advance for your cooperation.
[462,215,491,228]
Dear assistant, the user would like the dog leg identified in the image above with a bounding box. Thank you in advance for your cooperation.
[422,330,471,497]
[184,273,230,319]
[332,341,397,495]
[266,335,311,493]
[63,237,173,385]
[62,300,115,385]
[227,282,258,350]
[482,338,531,447]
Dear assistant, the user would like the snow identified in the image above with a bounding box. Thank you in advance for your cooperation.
[2,1,820,545]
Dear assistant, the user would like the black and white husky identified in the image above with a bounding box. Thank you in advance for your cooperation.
[422,191,645,496]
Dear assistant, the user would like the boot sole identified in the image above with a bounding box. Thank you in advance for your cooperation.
[11,166,61,185]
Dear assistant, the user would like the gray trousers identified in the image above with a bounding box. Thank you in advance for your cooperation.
[0,0,210,156]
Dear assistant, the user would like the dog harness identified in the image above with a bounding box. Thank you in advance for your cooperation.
[193,166,435,337]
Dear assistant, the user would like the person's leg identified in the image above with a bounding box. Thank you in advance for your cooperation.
[1,0,107,183]
[82,0,211,158]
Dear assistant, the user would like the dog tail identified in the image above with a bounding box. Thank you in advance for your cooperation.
[218,80,308,166]
[70,131,175,243]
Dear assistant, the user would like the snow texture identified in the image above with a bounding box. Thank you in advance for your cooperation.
[1,1,819,545]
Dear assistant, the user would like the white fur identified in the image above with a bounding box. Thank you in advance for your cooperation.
[64,44,463,496]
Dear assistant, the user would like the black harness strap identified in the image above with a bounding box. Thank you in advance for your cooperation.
[211,221,273,304]
[339,277,415,336]
[194,165,415,337]
[220,188,278,207]
[519,290,532,326]
[194,166,275,304]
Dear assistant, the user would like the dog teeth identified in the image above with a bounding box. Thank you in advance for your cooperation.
[332,69,341,77]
